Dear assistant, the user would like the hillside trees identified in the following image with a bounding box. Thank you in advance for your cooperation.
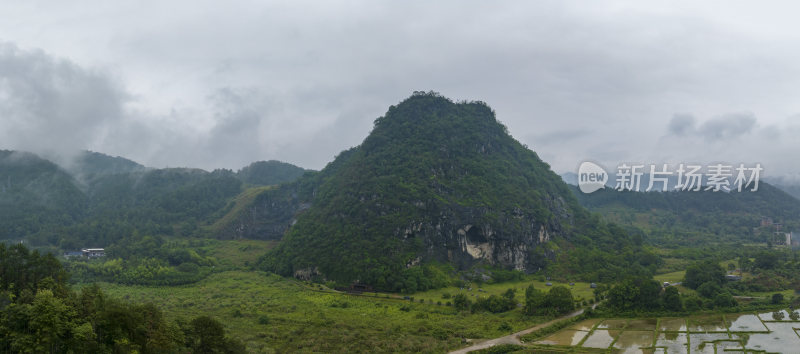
[683,260,725,289]
[524,284,574,316]
[607,277,680,312]
[0,244,244,353]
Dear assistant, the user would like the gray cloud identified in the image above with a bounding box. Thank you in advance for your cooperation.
[667,114,696,136]
[697,113,757,141]
[1,2,800,177]
[0,42,126,160]
[666,113,757,141]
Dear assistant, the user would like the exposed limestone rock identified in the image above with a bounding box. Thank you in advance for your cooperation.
[294,267,320,280]
[391,196,568,273]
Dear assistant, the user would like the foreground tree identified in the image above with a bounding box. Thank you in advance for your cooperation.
[0,244,242,353]
[662,286,683,312]
[187,316,246,354]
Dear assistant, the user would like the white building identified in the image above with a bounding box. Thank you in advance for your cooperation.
[81,248,105,258]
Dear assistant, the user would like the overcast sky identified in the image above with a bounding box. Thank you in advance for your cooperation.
[1,1,799,179]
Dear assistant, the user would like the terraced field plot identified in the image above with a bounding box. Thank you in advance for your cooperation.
[536,329,588,346]
[612,330,654,353]
[569,318,603,331]
[658,318,687,332]
[580,329,618,349]
[534,311,800,353]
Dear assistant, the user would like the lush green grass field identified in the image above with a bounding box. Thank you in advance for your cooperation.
[201,238,278,269]
[410,279,596,306]
[94,270,550,353]
[653,270,685,284]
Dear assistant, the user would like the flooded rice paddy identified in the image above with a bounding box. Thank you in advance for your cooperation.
[534,310,800,353]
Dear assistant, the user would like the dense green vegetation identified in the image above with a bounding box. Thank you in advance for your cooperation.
[236,160,308,186]
[97,270,556,353]
[572,184,800,247]
[0,151,87,242]
[0,244,243,353]
[4,94,658,295]
[524,285,575,316]
[261,92,658,290]
[64,235,218,285]
[8,92,800,352]
[0,150,307,285]
[0,150,308,248]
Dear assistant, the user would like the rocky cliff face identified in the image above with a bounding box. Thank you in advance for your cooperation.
[395,192,572,272]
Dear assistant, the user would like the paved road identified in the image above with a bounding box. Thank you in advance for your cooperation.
[448,307,587,354]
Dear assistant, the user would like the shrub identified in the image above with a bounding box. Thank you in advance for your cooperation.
[453,293,471,311]
[714,293,737,308]
[498,322,512,331]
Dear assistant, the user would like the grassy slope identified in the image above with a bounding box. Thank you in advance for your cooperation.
[96,271,552,353]
[86,239,551,353]
[202,238,278,269]
[205,186,273,235]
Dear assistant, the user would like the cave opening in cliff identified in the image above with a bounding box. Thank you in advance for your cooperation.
[466,226,487,244]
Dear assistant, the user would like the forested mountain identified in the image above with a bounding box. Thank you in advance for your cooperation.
[65,150,147,185]
[0,150,308,250]
[571,183,800,247]
[259,92,658,291]
[0,151,87,242]
[236,160,309,186]
[4,94,661,292]
[764,177,800,200]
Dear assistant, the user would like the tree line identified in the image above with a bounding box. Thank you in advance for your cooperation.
[0,243,244,353]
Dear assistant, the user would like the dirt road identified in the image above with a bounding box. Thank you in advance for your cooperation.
[448,307,587,353]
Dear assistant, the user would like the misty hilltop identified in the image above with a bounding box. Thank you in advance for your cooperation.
[0,149,309,248]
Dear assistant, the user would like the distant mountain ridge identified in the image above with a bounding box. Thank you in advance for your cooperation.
[0,149,309,248]
[562,171,800,201]
[237,160,309,186]
[568,181,800,247]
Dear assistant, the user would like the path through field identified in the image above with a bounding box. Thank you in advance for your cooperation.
[449,307,588,353]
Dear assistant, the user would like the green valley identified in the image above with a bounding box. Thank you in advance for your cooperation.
[2,93,800,353]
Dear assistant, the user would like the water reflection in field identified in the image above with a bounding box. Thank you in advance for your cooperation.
[689,333,730,354]
[740,322,800,353]
[568,318,602,331]
[581,329,618,348]
[535,329,588,346]
[653,332,687,353]
[613,330,654,353]
[626,318,657,331]
[757,309,799,322]
[534,310,800,353]
[658,318,686,332]
[726,313,768,332]
[687,315,726,332]
[597,319,627,329]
